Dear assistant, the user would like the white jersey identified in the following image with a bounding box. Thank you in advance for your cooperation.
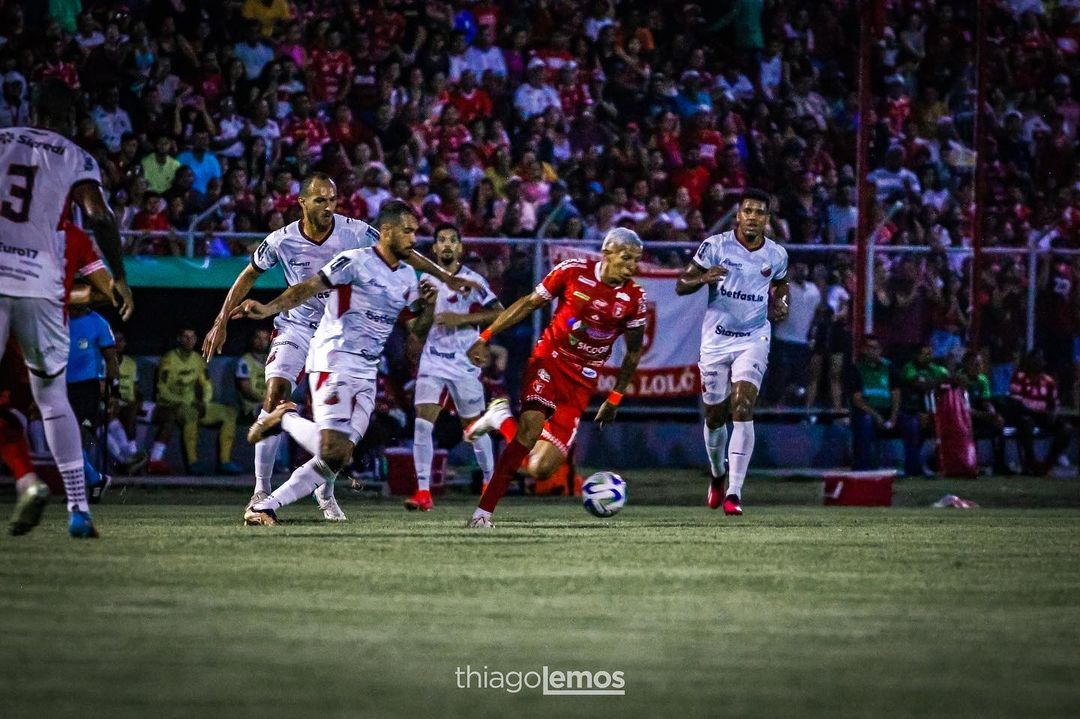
[0,127,102,299]
[692,231,788,355]
[306,247,420,378]
[250,213,379,329]
[418,265,498,380]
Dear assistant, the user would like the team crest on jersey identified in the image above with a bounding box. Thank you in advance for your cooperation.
[612,304,626,318]
[532,381,546,394]
[761,262,772,277]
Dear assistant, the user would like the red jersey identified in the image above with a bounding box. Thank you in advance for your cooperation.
[309,48,353,102]
[1009,371,1058,414]
[533,259,647,372]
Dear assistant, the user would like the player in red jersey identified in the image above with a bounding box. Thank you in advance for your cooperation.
[462,228,647,527]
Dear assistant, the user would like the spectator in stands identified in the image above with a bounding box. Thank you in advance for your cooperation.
[155,327,241,476]
[91,84,132,154]
[514,57,561,121]
[956,350,1010,475]
[899,344,951,477]
[176,130,223,195]
[769,261,820,405]
[849,336,906,472]
[234,328,269,424]
[1006,349,1073,476]
[107,330,148,474]
[0,71,30,127]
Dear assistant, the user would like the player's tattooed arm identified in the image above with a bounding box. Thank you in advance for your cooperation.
[676,262,727,295]
[404,251,483,293]
[467,292,550,366]
[407,281,438,341]
[769,278,790,322]
[73,182,134,318]
[203,264,261,359]
[231,273,331,321]
[595,326,644,427]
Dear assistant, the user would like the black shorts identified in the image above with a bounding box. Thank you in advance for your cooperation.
[67,379,102,429]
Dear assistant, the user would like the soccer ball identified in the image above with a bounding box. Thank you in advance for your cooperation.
[582,472,627,518]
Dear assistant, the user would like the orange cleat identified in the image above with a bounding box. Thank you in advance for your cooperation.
[404,488,434,512]
[722,494,743,516]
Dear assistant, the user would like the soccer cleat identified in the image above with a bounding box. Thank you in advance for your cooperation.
[722,494,743,516]
[245,490,271,512]
[68,510,99,538]
[219,461,244,476]
[147,459,173,476]
[88,474,112,504]
[404,489,434,511]
[244,506,279,526]
[316,496,348,522]
[467,514,494,528]
[463,398,510,443]
[247,401,298,444]
[9,480,50,536]
[707,475,726,510]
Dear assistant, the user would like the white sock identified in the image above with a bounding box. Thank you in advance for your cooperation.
[473,433,494,483]
[254,457,336,511]
[150,441,166,462]
[281,412,320,455]
[59,461,88,512]
[28,372,87,512]
[15,472,39,494]
[413,417,434,492]
[472,507,491,520]
[727,420,755,499]
[314,474,336,503]
[704,422,728,478]
[107,419,131,461]
[253,409,280,494]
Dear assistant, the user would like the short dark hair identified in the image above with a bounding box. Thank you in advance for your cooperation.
[739,188,772,209]
[299,172,334,197]
[376,199,419,229]
[32,78,75,127]
[433,222,461,241]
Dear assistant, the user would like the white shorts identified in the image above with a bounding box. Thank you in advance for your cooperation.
[699,339,770,405]
[266,320,315,386]
[414,373,486,418]
[309,371,376,444]
[0,295,69,376]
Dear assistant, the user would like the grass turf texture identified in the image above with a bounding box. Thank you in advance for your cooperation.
[2,471,1079,718]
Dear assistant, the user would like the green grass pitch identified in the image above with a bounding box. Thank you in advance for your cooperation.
[2,471,1079,718]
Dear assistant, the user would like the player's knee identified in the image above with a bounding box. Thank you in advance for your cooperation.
[527,451,560,480]
[730,397,754,421]
[705,404,729,428]
[318,437,351,472]
[263,381,291,411]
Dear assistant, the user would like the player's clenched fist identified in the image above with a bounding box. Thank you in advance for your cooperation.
[467,338,490,367]
[702,265,728,284]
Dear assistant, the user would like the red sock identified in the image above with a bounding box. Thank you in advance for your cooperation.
[0,415,35,480]
[478,438,531,512]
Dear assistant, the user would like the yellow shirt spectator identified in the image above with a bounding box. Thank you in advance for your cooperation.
[242,0,293,37]
[157,349,210,406]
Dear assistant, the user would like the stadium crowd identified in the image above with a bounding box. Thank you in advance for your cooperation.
[1,0,1078,425]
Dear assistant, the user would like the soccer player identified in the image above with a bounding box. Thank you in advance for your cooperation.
[236,202,437,526]
[462,228,648,528]
[0,79,134,538]
[202,176,478,520]
[675,189,789,516]
[406,223,503,511]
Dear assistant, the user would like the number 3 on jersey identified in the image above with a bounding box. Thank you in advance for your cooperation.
[1,164,37,223]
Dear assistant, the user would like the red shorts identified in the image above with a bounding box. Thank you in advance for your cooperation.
[521,353,597,457]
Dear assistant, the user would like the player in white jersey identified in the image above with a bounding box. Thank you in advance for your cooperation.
[676,189,789,516]
[235,201,437,526]
[202,174,478,520]
[405,223,503,511]
[0,79,134,538]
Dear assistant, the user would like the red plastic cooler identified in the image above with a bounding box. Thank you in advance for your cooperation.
[384,447,449,496]
[822,470,897,507]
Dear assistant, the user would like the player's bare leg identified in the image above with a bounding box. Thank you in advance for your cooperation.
[248,377,294,509]
[245,428,351,525]
[524,440,564,483]
[469,408,545,527]
[724,381,760,516]
[703,400,731,509]
[407,403,442,511]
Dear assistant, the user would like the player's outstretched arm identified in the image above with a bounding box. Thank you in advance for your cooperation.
[404,250,483,293]
[231,273,330,322]
[466,291,549,366]
[203,264,261,358]
[73,182,133,318]
[436,301,506,328]
[595,326,645,427]
[406,281,438,342]
[676,262,727,295]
